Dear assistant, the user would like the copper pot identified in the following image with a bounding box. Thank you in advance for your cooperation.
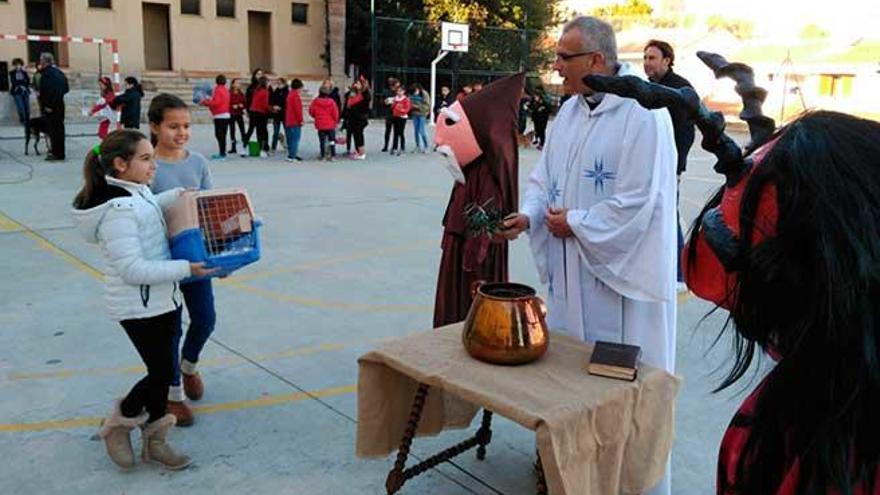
[462,281,549,365]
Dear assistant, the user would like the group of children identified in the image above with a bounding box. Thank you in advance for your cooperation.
[73,94,221,470]
[198,68,307,162]
[380,78,432,156]
[87,76,146,137]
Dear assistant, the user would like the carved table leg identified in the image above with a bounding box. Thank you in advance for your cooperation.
[385,383,430,494]
[535,450,548,495]
[385,386,496,494]
[475,409,493,460]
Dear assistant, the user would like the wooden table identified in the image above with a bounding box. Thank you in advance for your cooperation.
[356,325,680,495]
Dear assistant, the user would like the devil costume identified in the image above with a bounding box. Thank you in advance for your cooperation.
[586,53,880,494]
[432,73,524,327]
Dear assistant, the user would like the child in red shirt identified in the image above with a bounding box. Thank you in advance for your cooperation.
[390,86,411,156]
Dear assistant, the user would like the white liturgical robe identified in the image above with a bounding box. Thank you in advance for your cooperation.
[522,63,678,374]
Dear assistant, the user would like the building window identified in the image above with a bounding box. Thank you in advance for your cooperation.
[292,3,308,24]
[181,0,200,15]
[216,0,234,18]
[88,0,112,8]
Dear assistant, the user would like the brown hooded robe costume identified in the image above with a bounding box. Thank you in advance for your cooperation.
[433,73,524,327]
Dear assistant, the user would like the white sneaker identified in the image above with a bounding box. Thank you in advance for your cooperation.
[354,153,366,160]
[239,151,248,157]
[285,157,296,163]
[260,151,268,158]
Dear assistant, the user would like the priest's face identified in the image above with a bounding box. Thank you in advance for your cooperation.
[554,29,608,95]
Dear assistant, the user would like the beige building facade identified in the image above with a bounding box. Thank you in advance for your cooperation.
[0,0,345,80]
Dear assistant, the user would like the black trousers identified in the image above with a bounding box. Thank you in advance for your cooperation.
[213,118,229,156]
[352,126,365,150]
[383,117,394,149]
[46,105,65,159]
[228,114,245,150]
[391,118,406,151]
[119,308,180,423]
[246,113,269,152]
[534,117,548,147]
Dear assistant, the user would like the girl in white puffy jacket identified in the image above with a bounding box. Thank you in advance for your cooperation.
[71,130,214,471]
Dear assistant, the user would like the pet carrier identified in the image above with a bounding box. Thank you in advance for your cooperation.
[165,188,261,281]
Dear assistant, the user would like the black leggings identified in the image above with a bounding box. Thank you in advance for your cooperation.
[248,113,269,151]
[229,114,246,149]
[534,118,548,147]
[384,117,393,149]
[213,118,229,156]
[392,118,406,151]
[352,126,365,150]
[119,308,180,423]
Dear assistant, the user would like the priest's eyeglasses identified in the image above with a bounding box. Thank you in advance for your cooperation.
[555,50,599,62]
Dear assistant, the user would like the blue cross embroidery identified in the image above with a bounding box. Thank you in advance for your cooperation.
[547,177,562,207]
[584,158,616,195]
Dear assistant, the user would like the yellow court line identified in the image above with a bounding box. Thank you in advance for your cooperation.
[0,213,23,233]
[9,342,346,382]
[223,279,433,313]
[0,210,102,280]
[678,290,693,304]
[0,384,356,433]
[226,239,436,283]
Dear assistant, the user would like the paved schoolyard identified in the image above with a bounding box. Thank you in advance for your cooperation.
[0,120,765,494]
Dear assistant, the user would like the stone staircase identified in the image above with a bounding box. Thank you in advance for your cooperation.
[14,70,317,126]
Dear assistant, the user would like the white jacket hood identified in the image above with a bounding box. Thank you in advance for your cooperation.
[71,176,143,244]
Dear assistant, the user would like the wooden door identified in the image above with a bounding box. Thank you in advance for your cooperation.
[248,11,272,73]
[143,3,172,70]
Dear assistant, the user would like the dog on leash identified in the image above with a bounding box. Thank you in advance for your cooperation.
[24,116,46,156]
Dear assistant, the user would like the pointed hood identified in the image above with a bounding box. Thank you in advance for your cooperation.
[460,72,525,211]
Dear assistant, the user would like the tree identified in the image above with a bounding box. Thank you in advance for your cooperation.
[706,15,755,40]
[345,0,564,88]
[591,0,653,30]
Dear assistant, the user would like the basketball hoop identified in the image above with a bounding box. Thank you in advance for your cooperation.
[432,22,470,125]
[441,22,469,53]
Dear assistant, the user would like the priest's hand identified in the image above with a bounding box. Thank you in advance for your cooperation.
[498,213,529,240]
[546,208,573,238]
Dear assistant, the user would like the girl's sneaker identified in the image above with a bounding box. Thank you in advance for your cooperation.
[285,157,296,163]
[259,151,268,158]
[354,153,366,160]
[210,154,226,161]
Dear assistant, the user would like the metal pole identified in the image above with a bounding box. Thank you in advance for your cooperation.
[402,21,414,85]
[429,50,449,126]
[98,43,103,77]
[370,0,377,116]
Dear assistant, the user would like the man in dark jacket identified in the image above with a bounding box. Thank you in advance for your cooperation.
[37,52,69,161]
[643,39,695,286]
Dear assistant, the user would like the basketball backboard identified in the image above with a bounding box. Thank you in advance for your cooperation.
[441,22,469,52]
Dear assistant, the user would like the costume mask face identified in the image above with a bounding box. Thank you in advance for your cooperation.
[433,102,483,184]
[685,138,780,308]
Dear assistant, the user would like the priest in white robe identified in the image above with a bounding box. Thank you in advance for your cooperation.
[501,16,678,495]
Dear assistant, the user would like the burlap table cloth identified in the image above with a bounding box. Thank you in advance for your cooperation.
[356,324,681,495]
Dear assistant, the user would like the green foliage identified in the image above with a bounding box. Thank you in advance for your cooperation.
[591,0,653,30]
[706,15,755,40]
[465,198,508,239]
[346,0,563,79]
[591,0,653,18]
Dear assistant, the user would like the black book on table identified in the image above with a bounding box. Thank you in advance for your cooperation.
[587,341,642,381]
